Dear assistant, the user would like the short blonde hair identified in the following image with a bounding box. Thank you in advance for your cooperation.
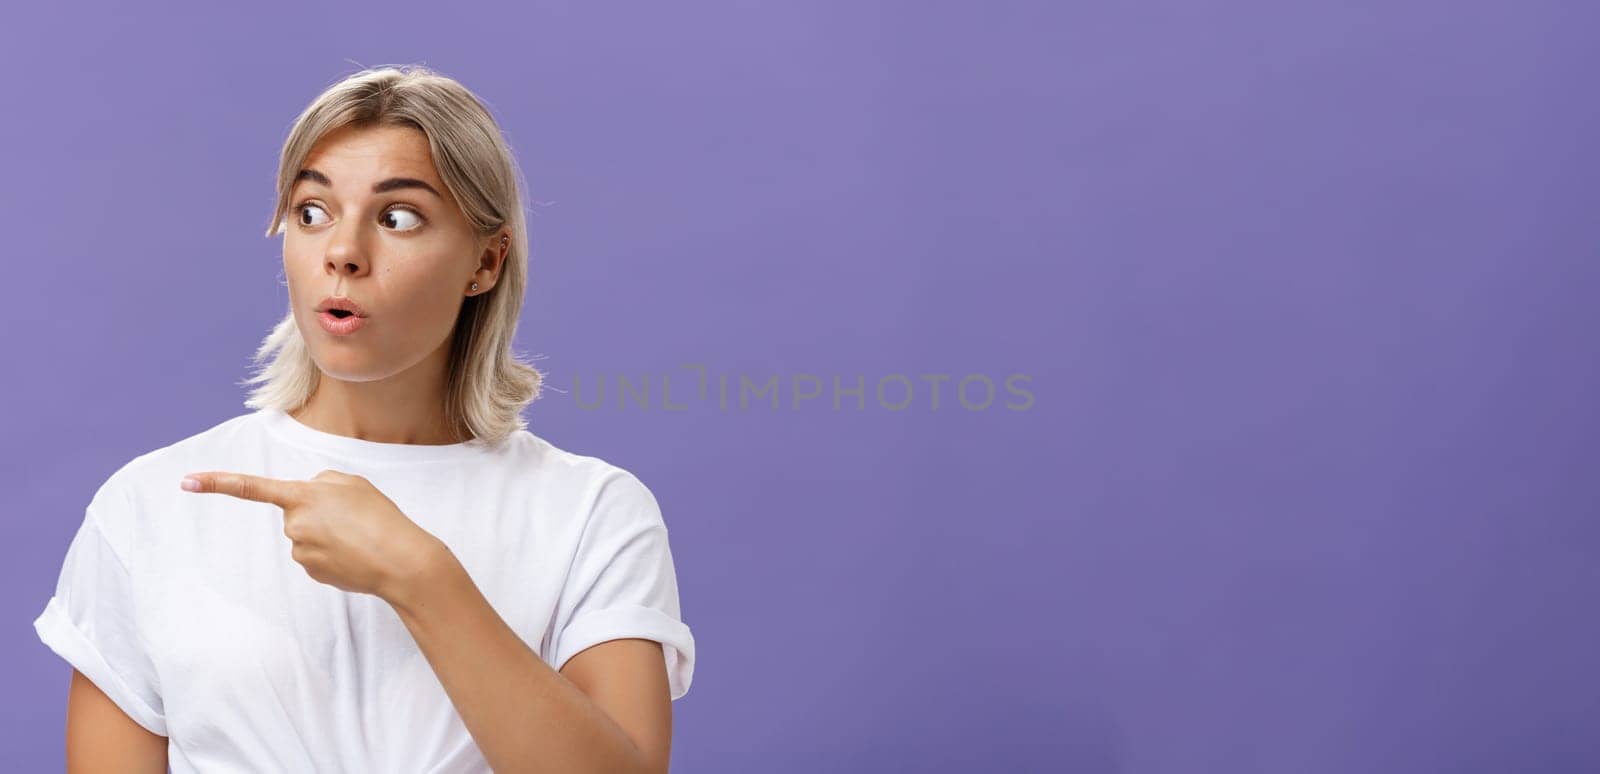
[239,64,542,446]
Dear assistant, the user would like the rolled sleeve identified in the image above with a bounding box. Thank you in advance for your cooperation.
[550,471,696,701]
[33,486,167,736]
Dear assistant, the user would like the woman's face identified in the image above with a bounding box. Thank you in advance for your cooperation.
[282,123,501,384]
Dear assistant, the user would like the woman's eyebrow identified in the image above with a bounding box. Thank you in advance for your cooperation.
[294,168,442,199]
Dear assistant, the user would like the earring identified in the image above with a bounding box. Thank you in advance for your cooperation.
[470,282,479,292]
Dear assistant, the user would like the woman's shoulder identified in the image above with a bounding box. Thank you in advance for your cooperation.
[73,410,260,551]
[517,431,654,498]
[512,435,663,527]
[105,410,261,488]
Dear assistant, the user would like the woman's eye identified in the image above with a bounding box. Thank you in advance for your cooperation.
[293,203,424,232]
[297,203,330,226]
[381,208,424,231]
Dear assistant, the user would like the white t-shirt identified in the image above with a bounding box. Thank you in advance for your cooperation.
[32,406,696,773]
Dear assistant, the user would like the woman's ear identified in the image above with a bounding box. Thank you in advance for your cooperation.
[472,232,510,293]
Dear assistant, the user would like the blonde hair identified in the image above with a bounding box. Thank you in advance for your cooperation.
[239,64,542,446]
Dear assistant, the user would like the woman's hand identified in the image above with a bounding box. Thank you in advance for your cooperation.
[179,469,445,603]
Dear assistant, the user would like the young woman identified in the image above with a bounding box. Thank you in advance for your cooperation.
[32,65,694,774]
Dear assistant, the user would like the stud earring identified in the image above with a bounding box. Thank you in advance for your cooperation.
[470,282,479,292]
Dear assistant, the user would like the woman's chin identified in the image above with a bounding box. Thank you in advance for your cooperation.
[310,354,391,383]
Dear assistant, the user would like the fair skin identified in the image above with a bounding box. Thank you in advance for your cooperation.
[66,123,674,774]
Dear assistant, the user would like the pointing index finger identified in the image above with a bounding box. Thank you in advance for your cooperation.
[181,471,302,508]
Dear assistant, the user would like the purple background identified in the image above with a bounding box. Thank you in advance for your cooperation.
[5,1,1597,771]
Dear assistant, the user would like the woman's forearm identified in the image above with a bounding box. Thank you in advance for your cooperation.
[383,543,650,774]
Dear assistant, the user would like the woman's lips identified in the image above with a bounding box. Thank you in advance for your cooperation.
[318,310,368,336]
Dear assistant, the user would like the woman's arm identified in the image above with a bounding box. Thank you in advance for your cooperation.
[65,668,167,774]
[385,545,670,774]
